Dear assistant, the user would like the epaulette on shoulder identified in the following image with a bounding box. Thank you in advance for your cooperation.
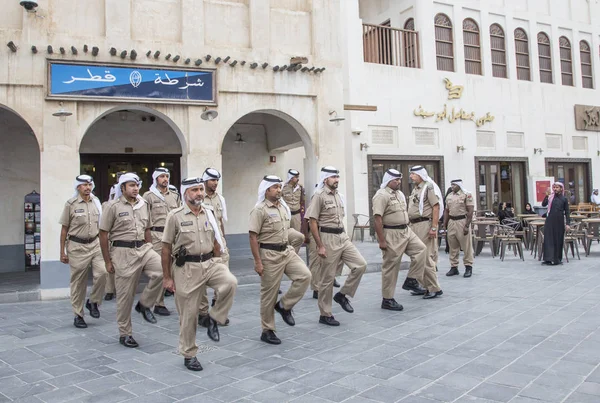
[66,196,78,205]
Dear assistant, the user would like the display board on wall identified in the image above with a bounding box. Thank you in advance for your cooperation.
[531,177,554,204]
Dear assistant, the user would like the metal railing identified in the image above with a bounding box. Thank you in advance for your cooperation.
[362,23,420,68]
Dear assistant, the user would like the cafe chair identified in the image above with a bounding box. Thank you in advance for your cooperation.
[351,214,372,242]
[563,223,581,262]
[585,221,600,256]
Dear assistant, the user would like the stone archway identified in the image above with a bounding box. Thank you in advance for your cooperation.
[221,110,315,234]
[80,106,186,201]
[0,105,40,272]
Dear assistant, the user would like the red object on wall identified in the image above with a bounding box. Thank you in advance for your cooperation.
[536,180,551,203]
[270,156,276,163]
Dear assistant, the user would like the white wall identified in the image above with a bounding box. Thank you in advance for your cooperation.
[0,110,40,246]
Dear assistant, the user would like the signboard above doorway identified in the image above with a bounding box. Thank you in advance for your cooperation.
[47,61,216,105]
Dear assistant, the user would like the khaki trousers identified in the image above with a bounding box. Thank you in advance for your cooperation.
[67,240,107,317]
[260,246,311,331]
[447,218,474,266]
[174,260,237,358]
[288,227,304,254]
[105,272,116,294]
[198,247,230,316]
[308,232,343,291]
[380,228,426,299]
[318,232,367,317]
[409,221,441,293]
[111,243,164,336]
[290,213,302,232]
[152,232,170,307]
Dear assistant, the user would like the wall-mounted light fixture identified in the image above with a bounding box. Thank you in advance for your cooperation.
[52,102,72,121]
[329,110,345,126]
[533,148,543,155]
[201,106,218,122]
[351,127,363,135]
[456,145,466,153]
[360,142,369,151]
[235,133,246,147]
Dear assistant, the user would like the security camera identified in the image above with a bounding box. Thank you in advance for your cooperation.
[20,0,38,11]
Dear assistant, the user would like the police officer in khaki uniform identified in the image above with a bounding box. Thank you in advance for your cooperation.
[99,172,164,348]
[103,171,126,301]
[249,175,311,345]
[444,179,475,278]
[282,169,304,233]
[59,175,107,328]
[162,177,237,371]
[143,167,181,316]
[407,166,444,299]
[306,166,367,326]
[197,168,230,325]
[372,169,427,311]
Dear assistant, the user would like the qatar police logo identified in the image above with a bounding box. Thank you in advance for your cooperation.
[129,71,142,88]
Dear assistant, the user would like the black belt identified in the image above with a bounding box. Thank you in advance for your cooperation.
[69,235,98,244]
[259,243,288,252]
[291,209,301,215]
[449,215,467,220]
[383,224,408,229]
[112,240,145,248]
[151,226,165,232]
[320,227,345,234]
[185,252,214,262]
[409,217,430,224]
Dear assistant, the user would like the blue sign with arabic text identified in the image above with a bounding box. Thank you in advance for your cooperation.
[48,62,216,105]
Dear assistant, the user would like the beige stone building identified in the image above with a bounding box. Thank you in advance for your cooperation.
[0,0,344,297]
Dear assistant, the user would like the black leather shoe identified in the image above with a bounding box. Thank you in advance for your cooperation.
[333,278,340,288]
[402,278,426,295]
[464,266,472,278]
[446,267,460,276]
[184,357,203,371]
[274,301,295,326]
[541,261,553,266]
[278,289,283,295]
[423,290,443,299]
[74,316,87,329]
[135,302,157,324]
[153,306,171,316]
[119,335,139,348]
[333,292,354,313]
[206,316,220,342]
[85,299,100,319]
[381,298,404,311]
[164,290,174,297]
[319,315,340,326]
[211,298,216,307]
[260,330,282,345]
[198,314,209,327]
[313,290,318,299]
[104,293,114,301]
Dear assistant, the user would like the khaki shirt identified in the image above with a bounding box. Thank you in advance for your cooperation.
[282,183,302,212]
[446,190,474,216]
[248,200,290,244]
[204,192,226,225]
[305,187,345,229]
[143,190,181,227]
[408,182,439,220]
[372,187,409,226]
[99,196,150,241]
[162,205,215,255]
[58,196,101,239]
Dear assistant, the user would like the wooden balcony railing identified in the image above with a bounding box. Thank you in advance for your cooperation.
[362,23,420,68]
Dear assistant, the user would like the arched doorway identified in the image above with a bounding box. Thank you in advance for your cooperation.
[0,105,40,272]
[80,107,185,201]
[222,110,315,234]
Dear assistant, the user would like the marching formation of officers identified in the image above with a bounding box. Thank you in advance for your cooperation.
[59,164,475,371]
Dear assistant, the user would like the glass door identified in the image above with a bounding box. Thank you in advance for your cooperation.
[478,161,526,213]
[546,162,589,205]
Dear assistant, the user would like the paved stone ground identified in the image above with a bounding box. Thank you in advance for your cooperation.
[1,246,600,403]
